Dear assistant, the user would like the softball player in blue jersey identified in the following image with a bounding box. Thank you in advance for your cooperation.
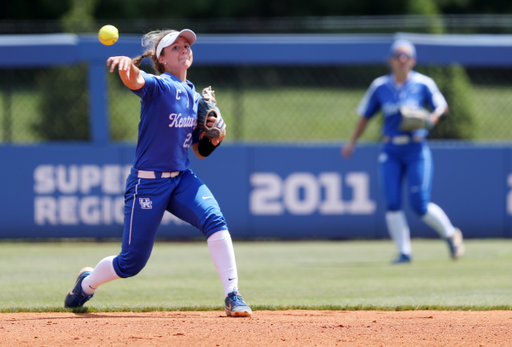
[342,39,465,264]
[64,29,252,316]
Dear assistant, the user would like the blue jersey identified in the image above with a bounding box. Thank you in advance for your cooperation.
[131,71,201,172]
[114,70,228,278]
[357,71,447,138]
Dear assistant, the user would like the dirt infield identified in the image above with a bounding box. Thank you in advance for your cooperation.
[1,310,510,346]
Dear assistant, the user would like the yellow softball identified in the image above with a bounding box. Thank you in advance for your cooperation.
[98,25,119,46]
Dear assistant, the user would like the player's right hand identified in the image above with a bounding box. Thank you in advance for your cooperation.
[341,143,355,159]
[106,56,145,90]
[107,56,132,75]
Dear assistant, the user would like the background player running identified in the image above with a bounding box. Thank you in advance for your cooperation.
[64,29,252,317]
[342,39,465,264]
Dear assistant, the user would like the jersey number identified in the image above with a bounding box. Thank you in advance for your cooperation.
[183,133,192,148]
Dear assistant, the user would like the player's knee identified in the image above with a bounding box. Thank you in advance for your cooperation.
[386,202,401,211]
[113,253,150,278]
[410,200,428,215]
[202,214,228,238]
[207,229,230,241]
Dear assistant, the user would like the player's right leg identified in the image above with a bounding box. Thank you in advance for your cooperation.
[386,211,412,264]
[64,255,121,308]
[64,267,95,308]
[112,174,169,278]
[64,172,168,308]
[380,150,411,263]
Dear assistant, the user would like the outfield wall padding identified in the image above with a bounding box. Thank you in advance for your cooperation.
[1,143,510,239]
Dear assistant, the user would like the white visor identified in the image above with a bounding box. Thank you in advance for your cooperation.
[156,29,196,58]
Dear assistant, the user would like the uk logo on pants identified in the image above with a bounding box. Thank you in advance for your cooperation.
[139,198,153,209]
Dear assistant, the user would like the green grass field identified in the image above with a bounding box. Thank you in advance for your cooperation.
[1,239,511,312]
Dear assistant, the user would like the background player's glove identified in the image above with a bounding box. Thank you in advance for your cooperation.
[197,86,226,143]
[399,106,434,132]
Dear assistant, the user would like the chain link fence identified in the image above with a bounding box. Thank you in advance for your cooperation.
[2,15,512,144]
[1,64,512,143]
[0,66,90,143]
[4,15,512,35]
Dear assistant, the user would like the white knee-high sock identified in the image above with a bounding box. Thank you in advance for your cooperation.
[421,202,456,238]
[386,210,411,255]
[207,230,238,297]
[81,255,121,295]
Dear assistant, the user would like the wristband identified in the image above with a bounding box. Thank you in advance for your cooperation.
[198,137,221,157]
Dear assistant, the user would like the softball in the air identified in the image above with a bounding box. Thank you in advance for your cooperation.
[98,25,119,46]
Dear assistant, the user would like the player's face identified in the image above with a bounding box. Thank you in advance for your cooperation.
[161,36,194,71]
[389,47,416,75]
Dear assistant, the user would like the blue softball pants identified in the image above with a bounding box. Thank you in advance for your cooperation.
[113,168,228,278]
[379,141,433,215]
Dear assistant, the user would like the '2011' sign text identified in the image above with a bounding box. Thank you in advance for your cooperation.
[250,172,376,215]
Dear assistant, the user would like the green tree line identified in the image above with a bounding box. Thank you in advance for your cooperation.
[2,0,481,142]
[3,0,512,21]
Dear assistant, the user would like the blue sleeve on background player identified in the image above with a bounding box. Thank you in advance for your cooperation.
[357,76,387,118]
[413,73,447,112]
[425,78,446,111]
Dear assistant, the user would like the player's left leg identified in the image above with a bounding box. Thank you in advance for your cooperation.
[422,203,465,259]
[168,169,252,317]
[407,143,464,259]
[207,230,252,317]
[206,230,239,297]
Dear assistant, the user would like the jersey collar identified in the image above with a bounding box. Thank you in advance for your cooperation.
[391,71,414,89]
[162,72,194,89]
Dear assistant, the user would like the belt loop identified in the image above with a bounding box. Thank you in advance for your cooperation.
[137,170,180,179]
[161,171,180,178]
[137,170,156,179]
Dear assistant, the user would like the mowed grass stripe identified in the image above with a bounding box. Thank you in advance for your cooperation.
[0,239,511,311]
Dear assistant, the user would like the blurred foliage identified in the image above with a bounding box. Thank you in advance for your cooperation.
[407,0,446,33]
[32,65,90,141]
[61,0,98,33]
[418,65,475,140]
[3,0,512,22]
[2,0,70,20]
[90,0,512,19]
